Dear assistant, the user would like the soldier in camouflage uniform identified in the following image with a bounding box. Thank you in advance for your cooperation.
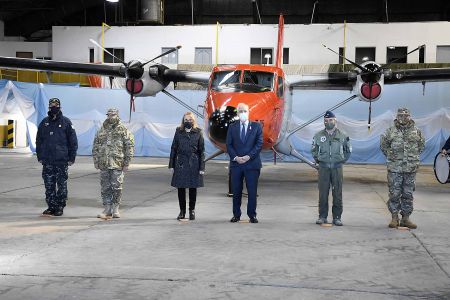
[311,111,352,226]
[36,98,78,216]
[380,108,425,229]
[92,108,134,219]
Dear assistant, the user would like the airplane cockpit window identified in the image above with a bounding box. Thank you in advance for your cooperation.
[211,71,241,89]
[277,76,284,98]
[243,71,274,90]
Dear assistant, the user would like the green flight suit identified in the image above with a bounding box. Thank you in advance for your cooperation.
[311,128,351,219]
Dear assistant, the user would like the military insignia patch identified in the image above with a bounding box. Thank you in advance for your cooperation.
[320,136,326,142]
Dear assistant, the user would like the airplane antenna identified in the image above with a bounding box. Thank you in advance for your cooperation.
[89,39,127,66]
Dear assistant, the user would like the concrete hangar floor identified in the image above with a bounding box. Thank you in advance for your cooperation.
[0,154,449,300]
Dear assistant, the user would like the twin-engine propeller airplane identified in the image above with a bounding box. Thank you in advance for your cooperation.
[1,15,450,168]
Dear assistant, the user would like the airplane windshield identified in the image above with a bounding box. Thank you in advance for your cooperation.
[242,71,274,90]
[211,70,274,93]
[211,71,241,89]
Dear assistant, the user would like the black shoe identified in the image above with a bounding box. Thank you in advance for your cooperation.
[177,211,186,220]
[42,208,54,216]
[189,210,195,220]
[250,217,259,223]
[53,209,63,217]
[230,216,240,223]
[332,218,343,226]
[316,217,327,225]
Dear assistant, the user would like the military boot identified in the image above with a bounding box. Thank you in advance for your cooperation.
[97,205,112,219]
[388,213,399,228]
[400,215,417,229]
[112,204,121,218]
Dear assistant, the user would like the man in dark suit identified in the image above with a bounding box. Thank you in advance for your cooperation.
[226,103,263,223]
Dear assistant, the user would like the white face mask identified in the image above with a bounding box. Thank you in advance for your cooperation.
[238,112,248,122]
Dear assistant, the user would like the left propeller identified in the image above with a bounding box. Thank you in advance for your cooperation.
[89,39,181,120]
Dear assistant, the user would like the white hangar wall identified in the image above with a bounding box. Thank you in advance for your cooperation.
[51,22,450,64]
[0,41,51,58]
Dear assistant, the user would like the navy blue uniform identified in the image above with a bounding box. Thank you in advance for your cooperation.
[226,121,263,219]
[36,111,78,211]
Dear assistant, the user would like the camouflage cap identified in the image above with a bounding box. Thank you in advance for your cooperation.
[397,107,410,115]
[106,108,119,116]
[48,97,60,106]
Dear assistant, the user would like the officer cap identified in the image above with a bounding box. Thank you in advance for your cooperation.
[324,110,336,118]
[397,107,410,115]
[106,108,119,116]
[48,98,60,106]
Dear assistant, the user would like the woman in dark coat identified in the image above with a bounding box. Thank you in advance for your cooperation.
[169,112,205,220]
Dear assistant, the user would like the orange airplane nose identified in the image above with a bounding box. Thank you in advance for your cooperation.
[208,106,238,145]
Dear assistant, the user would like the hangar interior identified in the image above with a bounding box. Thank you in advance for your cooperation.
[0,0,449,162]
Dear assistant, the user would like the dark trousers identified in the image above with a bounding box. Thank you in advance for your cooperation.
[178,188,197,212]
[42,164,68,210]
[231,167,260,218]
[318,166,343,219]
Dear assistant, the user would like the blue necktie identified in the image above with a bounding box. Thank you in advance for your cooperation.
[240,123,246,142]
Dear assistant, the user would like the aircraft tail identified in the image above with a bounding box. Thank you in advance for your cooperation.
[275,14,284,68]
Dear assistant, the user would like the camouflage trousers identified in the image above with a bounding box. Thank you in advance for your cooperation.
[100,169,124,205]
[42,164,68,210]
[387,171,416,216]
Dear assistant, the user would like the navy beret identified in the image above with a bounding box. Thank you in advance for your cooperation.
[324,110,335,118]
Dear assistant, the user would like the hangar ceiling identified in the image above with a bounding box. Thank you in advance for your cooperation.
[1,0,450,41]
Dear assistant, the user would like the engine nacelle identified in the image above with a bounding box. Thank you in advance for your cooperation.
[353,61,384,102]
[125,64,170,97]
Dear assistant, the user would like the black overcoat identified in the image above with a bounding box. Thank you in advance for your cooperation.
[169,127,205,188]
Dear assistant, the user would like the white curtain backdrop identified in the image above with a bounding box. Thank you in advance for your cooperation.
[1,79,449,165]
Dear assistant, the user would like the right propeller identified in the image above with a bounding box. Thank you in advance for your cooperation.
[323,43,425,130]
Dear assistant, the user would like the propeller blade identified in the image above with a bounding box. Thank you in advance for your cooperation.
[141,46,182,67]
[129,78,136,122]
[385,44,425,65]
[89,39,127,66]
[368,82,373,130]
[322,44,369,73]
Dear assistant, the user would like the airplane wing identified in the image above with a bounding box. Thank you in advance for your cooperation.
[385,68,450,84]
[0,56,211,85]
[163,69,210,85]
[287,67,450,90]
[0,56,127,77]
[287,72,356,90]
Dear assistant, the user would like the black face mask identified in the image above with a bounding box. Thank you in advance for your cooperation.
[49,107,60,115]
[184,121,193,129]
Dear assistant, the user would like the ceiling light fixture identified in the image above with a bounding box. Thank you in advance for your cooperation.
[106,0,119,3]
